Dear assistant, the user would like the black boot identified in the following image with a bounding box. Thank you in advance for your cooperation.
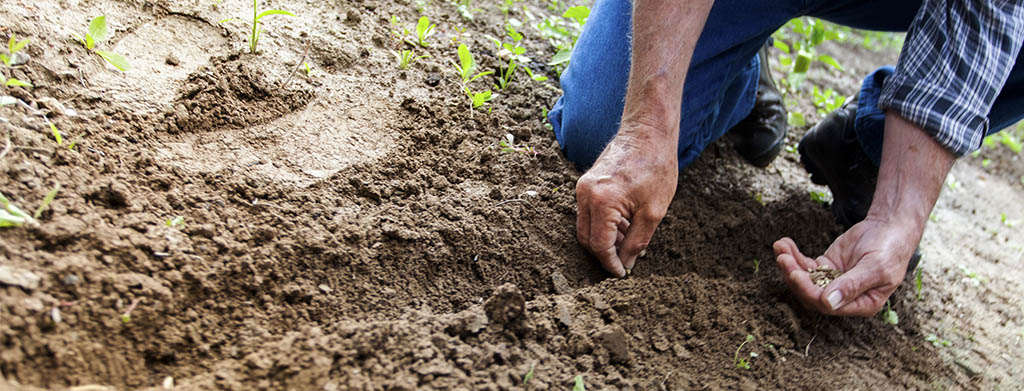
[727,43,788,167]
[798,100,922,273]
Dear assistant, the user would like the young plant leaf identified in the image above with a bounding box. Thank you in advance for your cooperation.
[94,50,131,72]
[563,6,590,25]
[255,9,295,21]
[5,78,32,88]
[33,183,61,219]
[89,16,109,44]
[457,43,475,81]
[548,48,571,66]
[9,35,29,55]
[572,375,586,391]
[817,54,842,70]
[49,122,62,145]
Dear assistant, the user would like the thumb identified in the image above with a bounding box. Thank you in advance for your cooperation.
[820,262,885,316]
[619,207,662,272]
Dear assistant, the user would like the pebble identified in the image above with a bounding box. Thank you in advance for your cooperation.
[595,325,631,364]
[0,265,41,290]
[551,271,572,295]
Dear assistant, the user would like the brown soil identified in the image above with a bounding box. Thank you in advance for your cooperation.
[2,1,1022,390]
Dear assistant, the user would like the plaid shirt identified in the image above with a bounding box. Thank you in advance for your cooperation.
[878,0,1024,156]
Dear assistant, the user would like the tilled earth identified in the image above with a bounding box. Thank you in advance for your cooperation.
[1,0,1022,390]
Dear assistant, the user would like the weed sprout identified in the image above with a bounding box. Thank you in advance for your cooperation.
[415,16,436,47]
[734,334,755,370]
[73,16,131,71]
[1,34,32,88]
[221,0,294,54]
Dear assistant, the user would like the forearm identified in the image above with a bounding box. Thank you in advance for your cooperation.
[620,0,713,143]
[867,113,955,237]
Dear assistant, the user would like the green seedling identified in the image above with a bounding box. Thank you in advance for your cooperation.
[1000,213,1015,227]
[811,85,849,116]
[810,190,831,204]
[734,334,755,370]
[454,0,480,20]
[925,333,951,348]
[958,264,986,286]
[415,16,436,47]
[881,301,899,325]
[522,362,535,385]
[496,133,537,155]
[166,216,185,228]
[540,5,588,73]
[47,121,76,150]
[73,16,131,71]
[0,183,60,227]
[303,62,313,77]
[220,0,294,54]
[451,26,467,45]
[2,34,33,88]
[467,88,493,110]
[752,258,761,274]
[120,298,141,324]
[390,15,412,46]
[914,267,923,300]
[1000,131,1022,154]
[572,375,586,391]
[392,49,428,70]
[1,73,31,89]
[452,43,492,84]
[787,111,806,127]
[1,34,30,67]
[487,24,531,90]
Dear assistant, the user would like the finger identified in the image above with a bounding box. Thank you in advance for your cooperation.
[772,238,818,274]
[576,198,591,247]
[619,206,662,271]
[615,230,625,247]
[617,218,630,234]
[786,269,826,312]
[820,261,889,315]
[589,205,626,277]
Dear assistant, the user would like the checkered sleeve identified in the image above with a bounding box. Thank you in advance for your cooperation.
[878,0,1024,156]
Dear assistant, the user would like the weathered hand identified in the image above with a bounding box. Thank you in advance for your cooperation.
[575,123,678,277]
[773,218,919,316]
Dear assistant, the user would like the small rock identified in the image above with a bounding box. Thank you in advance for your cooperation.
[595,325,631,364]
[62,274,80,286]
[10,51,29,66]
[484,283,526,327]
[345,9,361,24]
[318,284,332,293]
[672,343,692,359]
[425,72,441,87]
[651,333,670,352]
[35,97,69,116]
[555,299,573,327]
[551,272,571,295]
[0,265,41,290]
[165,54,181,66]
[955,359,982,378]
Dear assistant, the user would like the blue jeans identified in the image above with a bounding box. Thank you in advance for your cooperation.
[548,0,1024,170]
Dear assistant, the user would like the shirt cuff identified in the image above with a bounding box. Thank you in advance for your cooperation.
[877,73,989,157]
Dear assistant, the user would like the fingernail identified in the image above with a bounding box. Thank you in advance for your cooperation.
[826,290,843,310]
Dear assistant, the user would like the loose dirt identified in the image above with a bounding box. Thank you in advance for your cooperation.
[1,0,1022,390]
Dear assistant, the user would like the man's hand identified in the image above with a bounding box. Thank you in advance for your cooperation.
[576,123,678,277]
[573,0,712,276]
[776,113,954,316]
[773,218,917,316]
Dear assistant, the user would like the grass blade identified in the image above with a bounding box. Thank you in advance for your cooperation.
[4,78,32,88]
[33,183,60,219]
[49,122,62,145]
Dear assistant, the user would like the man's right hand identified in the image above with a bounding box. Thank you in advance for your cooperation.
[575,122,679,277]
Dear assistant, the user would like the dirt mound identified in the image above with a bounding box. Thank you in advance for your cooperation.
[167,55,314,133]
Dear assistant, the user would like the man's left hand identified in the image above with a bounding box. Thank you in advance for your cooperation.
[773,217,918,317]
